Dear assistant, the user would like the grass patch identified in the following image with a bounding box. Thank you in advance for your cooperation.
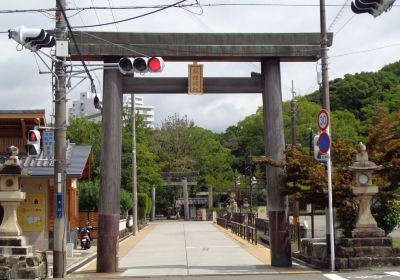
[393,239,400,248]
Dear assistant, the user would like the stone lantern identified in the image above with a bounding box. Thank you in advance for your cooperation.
[0,146,27,237]
[348,143,384,238]
[0,146,48,279]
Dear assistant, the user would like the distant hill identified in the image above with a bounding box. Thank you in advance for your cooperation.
[304,61,400,122]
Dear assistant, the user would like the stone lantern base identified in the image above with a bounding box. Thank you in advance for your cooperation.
[336,236,400,269]
[0,236,47,279]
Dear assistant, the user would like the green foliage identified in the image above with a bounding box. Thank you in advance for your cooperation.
[188,127,233,190]
[138,193,149,220]
[67,117,102,177]
[78,181,99,212]
[146,195,153,217]
[372,193,400,234]
[120,189,132,212]
[367,110,400,233]
[283,146,326,207]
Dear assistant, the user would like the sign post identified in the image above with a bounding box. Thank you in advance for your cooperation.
[317,109,335,271]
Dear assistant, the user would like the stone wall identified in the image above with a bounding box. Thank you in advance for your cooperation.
[0,251,47,280]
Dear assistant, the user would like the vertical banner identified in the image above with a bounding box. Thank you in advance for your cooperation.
[188,62,204,94]
[17,193,45,232]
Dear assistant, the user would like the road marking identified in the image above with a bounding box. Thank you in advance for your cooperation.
[324,274,348,280]
[348,275,390,279]
[386,272,400,277]
[186,245,240,249]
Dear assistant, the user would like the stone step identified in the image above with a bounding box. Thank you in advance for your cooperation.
[336,246,393,257]
[336,257,400,270]
[0,237,26,247]
[0,246,32,256]
[340,237,392,247]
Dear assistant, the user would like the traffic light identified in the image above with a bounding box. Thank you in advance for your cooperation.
[118,57,165,75]
[351,0,397,17]
[26,129,41,156]
[8,25,56,51]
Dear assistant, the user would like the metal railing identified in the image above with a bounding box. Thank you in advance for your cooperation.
[217,214,257,245]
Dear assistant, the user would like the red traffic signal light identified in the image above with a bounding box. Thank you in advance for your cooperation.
[148,57,164,72]
[118,57,165,75]
[28,131,38,142]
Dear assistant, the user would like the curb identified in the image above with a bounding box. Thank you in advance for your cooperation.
[66,231,135,274]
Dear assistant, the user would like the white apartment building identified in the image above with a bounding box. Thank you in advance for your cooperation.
[123,95,155,129]
[68,92,101,122]
[68,93,155,129]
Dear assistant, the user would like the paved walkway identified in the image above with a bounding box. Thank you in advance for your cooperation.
[120,221,276,276]
[72,221,315,278]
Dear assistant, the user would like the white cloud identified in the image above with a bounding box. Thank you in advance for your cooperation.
[1,1,399,132]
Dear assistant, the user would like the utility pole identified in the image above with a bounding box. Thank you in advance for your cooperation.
[131,94,138,235]
[290,80,301,251]
[53,0,67,277]
[320,0,335,271]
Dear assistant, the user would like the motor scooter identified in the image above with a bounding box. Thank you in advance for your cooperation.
[77,226,92,250]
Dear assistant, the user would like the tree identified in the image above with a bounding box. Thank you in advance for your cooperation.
[78,180,100,212]
[67,117,102,178]
[188,127,233,190]
[367,109,400,233]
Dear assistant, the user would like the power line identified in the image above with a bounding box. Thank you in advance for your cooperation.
[331,42,400,58]
[1,3,398,13]
[334,14,356,35]
[107,0,119,31]
[57,1,94,87]
[328,0,350,32]
[72,0,188,29]
[90,0,103,30]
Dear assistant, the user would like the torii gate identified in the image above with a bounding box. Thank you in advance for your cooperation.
[69,31,332,272]
[161,171,199,221]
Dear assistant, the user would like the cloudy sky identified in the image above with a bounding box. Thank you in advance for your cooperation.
[0,1,399,132]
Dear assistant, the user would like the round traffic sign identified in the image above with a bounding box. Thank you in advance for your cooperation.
[318,132,331,154]
[317,109,329,131]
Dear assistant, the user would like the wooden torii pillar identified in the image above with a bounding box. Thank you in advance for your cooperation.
[161,171,199,221]
[69,31,332,270]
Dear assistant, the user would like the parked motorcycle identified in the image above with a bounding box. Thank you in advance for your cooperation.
[77,226,92,250]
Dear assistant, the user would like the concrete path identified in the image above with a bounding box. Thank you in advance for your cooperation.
[119,221,277,277]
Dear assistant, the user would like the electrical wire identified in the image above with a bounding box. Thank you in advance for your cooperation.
[1,3,399,13]
[90,0,103,30]
[334,14,356,35]
[331,42,400,58]
[57,0,94,89]
[108,0,119,31]
[72,0,188,29]
[328,0,350,32]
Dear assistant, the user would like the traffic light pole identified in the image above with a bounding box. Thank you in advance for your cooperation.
[320,0,335,271]
[53,0,68,277]
[131,93,138,235]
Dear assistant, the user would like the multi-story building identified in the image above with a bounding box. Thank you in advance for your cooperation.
[68,93,155,128]
[123,95,155,129]
[68,92,101,122]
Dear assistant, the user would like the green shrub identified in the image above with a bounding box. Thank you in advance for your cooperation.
[138,193,149,220]
[146,195,153,217]
[120,189,132,213]
[78,181,99,212]
[372,192,400,234]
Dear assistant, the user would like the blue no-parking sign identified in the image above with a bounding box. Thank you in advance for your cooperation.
[318,132,331,154]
